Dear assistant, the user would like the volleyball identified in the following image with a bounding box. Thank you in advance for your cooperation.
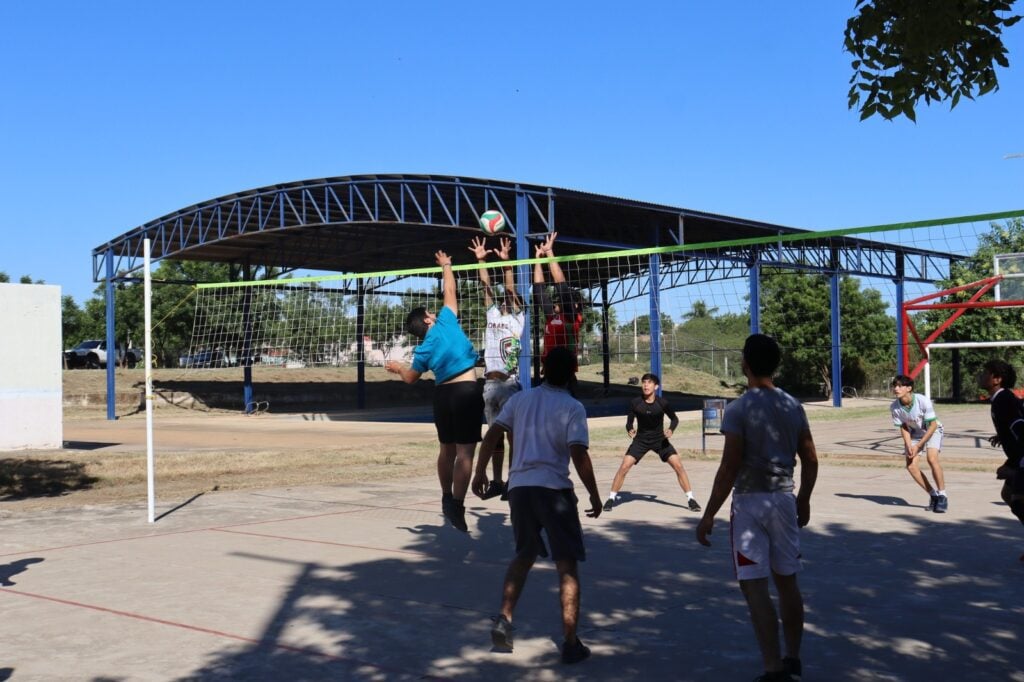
[479,210,507,234]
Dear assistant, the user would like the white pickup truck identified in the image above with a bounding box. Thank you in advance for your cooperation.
[64,340,143,369]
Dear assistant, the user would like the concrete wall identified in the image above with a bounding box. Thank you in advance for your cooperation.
[0,283,62,449]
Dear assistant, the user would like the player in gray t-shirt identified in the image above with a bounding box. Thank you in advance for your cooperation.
[697,334,818,682]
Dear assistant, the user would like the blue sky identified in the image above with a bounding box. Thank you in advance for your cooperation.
[2,1,1022,305]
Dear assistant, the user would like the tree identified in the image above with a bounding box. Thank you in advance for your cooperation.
[760,270,895,397]
[683,300,719,320]
[619,312,674,335]
[0,272,7,282]
[845,0,1021,121]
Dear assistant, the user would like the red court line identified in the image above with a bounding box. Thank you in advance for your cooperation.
[0,587,451,680]
[0,498,440,558]
[214,528,428,557]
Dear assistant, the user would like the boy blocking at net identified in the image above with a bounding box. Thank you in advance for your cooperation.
[603,373,701,513]
[472,346,604,665]
[978,359,1024,561]
[889,374,948,512]
[469,235,524,500]
[697,334,818,682]
[386,250,484,533]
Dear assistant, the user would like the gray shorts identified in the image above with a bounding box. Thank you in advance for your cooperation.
[483,377,521,424]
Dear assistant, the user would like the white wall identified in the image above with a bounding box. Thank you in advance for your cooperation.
[0,283,62,449]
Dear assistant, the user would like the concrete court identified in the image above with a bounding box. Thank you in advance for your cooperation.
[1,407,1023,681]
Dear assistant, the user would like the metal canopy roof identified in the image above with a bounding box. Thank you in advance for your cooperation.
[92,173,956,289]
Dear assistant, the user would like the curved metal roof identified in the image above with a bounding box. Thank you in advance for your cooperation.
[92,173,958,290]
[92,174,812,279]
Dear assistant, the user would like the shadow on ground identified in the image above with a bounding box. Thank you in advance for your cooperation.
[0,458,98,500]
[165,495,1024,681]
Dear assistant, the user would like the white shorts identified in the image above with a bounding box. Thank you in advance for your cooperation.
[907,428,943,454]
[483,377,521,424]
[730,492,802,581]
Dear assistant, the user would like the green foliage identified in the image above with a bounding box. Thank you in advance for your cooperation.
[0,272,7,283]
[760,270,895,396]
[845,0,1021,121]
[620,312,674,335]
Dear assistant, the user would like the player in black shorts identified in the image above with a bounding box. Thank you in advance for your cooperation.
[604,373,701,512]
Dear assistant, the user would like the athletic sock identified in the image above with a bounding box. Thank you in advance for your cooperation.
[686,491,695,500]
[937,489,946,496]
[608,492,618,501]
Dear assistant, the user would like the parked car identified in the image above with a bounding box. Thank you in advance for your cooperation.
[178,348,233,368]
[64,340,143,369]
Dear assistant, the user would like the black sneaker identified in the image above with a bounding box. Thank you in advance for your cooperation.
[927,495,938,512]
[442,494,454,517]
[603,498,615,512]
[499,481,509,501]
[448,499,468,532]
[783,656,802,681]
[481,480,504,500]
[490,615,514,652]
[561,637,591,664]
[933,494,948,513]
[688,498,702,512]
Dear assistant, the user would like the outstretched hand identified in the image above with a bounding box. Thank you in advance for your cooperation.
[468,237,489,261]
[495,237,512,260]
[544,232,561,256]
[435,250,452,267]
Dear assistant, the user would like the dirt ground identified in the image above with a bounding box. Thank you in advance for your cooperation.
[1,369,1004,516]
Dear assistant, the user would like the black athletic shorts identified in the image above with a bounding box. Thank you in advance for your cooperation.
[433,380,484,444]
[626,436,677,462]
[508,486,586,562]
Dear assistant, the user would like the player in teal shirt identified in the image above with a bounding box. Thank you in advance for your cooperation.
[387,250,484,532]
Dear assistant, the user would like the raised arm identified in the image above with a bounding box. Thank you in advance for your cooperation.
[533,241,554,317]
[541,232,567,284]
[436,250,457,315]
[494,237,522,311]
[468,237,493,308]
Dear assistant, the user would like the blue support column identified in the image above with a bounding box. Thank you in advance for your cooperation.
[895,253,906,375]
[749,252,761,334]
[515,192,532,389]
[830,272,842,408]
[648,253,662,391]
[895,279,906,374]
[105,250,116,421]
[241,265,254,413]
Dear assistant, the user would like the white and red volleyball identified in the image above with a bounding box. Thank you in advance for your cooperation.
[479,210,507,235]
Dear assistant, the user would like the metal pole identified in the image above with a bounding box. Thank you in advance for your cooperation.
[830,272,842,408]
[105,249,116,421]
[144,239,155,523]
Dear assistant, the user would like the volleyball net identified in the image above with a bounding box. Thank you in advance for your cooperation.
[178,210,1024,397]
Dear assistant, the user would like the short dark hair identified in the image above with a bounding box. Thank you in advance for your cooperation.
[983,359,1017,389]
[891,374,914,388]
[743,334,781,378]
[641,372,660,385]
[405,307,430,340]
[543,346,575,387]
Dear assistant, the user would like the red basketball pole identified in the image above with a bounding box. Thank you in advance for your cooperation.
[899,275,1024,379]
